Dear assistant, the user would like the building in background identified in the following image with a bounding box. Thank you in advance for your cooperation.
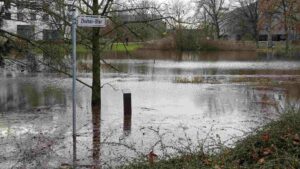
[0,0,63,41]
[258,0,300,42]
[221,1,299,42]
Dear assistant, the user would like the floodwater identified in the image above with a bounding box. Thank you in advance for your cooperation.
[0,51,300,168]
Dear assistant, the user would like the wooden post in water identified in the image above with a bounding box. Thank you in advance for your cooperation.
[123,92,132,134]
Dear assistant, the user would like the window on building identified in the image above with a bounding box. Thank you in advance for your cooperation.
[259,35,268,41]
[16,1,24,10]
[17,13,24,21]
[54,15,61,23]
[4,12,11,20]
[4,0,11,9]
[42,14,49,22]
[30,13,36,21]
[29,2,39,10]
[43,29,62,41]
[17,25,35,40]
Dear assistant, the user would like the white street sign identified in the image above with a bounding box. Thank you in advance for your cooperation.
[77,15,106,27]
[66,0,74,5]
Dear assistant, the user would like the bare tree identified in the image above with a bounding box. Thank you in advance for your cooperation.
[167,0,188,28]
[0,0,166,105]
[236,0,259,46]
[277,0,299,51]
[196,0,227,39]
[0,0,169,167]
[258,0,280,48]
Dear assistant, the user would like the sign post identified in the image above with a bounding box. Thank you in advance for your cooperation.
[69,6,106,167]
[68,1,77,168]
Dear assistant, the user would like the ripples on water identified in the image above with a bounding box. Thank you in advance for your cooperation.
[0,51,299,168]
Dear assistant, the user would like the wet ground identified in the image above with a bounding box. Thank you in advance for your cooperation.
[0,51,300,168]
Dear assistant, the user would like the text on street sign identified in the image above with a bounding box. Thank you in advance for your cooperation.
[66,0,75,5]
[78,15,106,27]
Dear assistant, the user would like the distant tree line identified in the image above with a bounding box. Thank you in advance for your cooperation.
[168,0,299,51]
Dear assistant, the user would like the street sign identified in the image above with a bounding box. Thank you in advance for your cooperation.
[66,0,74,5]
[70,15,106,167]
[77,15,106,27]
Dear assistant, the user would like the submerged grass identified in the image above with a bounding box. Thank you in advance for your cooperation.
[35,42,142,55]
[121,109,300,169]
[257,44,300,54]
[174,77,204,84]
[110,43,142,52]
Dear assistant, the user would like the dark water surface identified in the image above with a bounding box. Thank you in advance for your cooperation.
[0,51,300,168]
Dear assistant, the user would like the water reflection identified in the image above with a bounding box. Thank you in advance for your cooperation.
[77,50,300,73]
[0,50,300,168]
[0,77,67,112]
[101,50,300,61]
[92,105,101,168]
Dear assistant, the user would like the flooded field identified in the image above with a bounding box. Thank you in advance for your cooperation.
[0,51,300,168]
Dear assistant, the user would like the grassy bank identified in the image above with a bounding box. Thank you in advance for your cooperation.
[109,43,142,52]
[257,44,300,54]
[77,42,142,53]
[35,42,143,55]
[122,109,300,169]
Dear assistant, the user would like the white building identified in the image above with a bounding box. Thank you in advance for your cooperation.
[0,0,65,40]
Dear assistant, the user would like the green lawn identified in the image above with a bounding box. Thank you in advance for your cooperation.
[110,43,142,52]
[34,42,143,55]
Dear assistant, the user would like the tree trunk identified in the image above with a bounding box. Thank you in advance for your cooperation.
[92,105,101,168]
[255,37,259,48]
[267,31,272,48]
[284,27,289,53]
[91,27,101,107]
[267,13,273,48]
[215,24,220,40]
[92,1,101,107]
[253,24,259,48]
[0,54,4,67]
[91,0,101,167]
[282,2,289,53]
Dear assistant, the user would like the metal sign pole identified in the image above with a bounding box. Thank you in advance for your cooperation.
[69,7,106,167]
[71,7,77,169]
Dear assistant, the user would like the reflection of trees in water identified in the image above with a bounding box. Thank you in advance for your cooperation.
[247,84,300,114]
[283,84,300,107]
[0,80,69,168]
[0,80,67,112]
[0,115,70,168]
[92,105,101,168]
[102,50,300,62]
[197,84,298,118]
[197,87,233,117]
[241,86,279,115]
[207,93,219,116]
